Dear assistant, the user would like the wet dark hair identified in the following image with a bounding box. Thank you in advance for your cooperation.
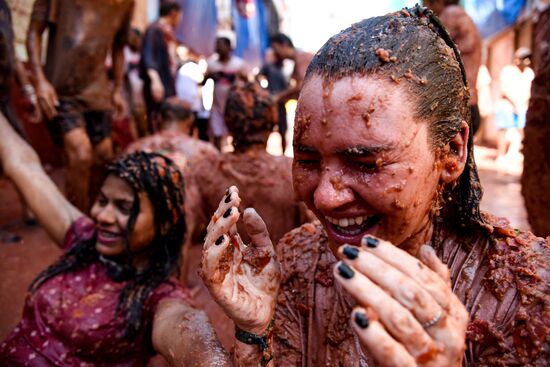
[224,81,277,152]
[305,5,485,232]
[160,2,181,17]
[270,33,294,48]
[216,37,232,48]
[30,152,186,339]
[161,97,194,123]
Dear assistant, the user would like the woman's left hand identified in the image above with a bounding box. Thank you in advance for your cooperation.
[334,236,469,367]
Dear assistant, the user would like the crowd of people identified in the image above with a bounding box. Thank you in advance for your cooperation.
[0,0,548,366]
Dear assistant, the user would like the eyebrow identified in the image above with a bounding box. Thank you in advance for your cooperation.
[336,145,392,156]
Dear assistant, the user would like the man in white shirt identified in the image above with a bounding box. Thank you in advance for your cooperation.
[204,36,249,150]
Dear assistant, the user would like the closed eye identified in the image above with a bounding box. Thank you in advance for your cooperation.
[116,200,133,215]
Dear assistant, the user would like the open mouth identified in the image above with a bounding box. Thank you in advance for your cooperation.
[325,214,382,244]
[97,229,123,246]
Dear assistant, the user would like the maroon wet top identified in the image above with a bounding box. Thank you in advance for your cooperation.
[0,217,189,366]
[273,214,550,366]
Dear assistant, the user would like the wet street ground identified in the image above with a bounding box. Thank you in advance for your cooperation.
[0,145,530,346]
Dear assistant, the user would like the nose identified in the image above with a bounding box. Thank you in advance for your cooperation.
[94,204,116,226]
[313,167,355,213]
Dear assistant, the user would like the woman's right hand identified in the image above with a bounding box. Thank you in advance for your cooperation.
[200,186,281,334]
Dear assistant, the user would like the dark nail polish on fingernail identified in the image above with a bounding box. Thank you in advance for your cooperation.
[362,235,379,248]
[224,194,232,203]
[223,208,232,218]
[337,262,354,279]
[215,235,225,246]
[343,246,359,260]
[354,312,369,328]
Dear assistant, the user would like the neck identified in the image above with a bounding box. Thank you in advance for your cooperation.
[234,143,267,154]
[219,53,231,62]
[399,216,435,256]
[162,122,190,135]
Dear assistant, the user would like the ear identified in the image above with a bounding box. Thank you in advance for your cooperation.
[440,120,469,184]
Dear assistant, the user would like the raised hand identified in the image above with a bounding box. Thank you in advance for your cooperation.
[334,236,469,367]
[200,186,281,334]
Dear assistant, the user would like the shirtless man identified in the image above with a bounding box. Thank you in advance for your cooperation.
[183,81,311,347]
[125,97,218,172]
[27,0,134,211]
[424,0,482,134]
[269,33,314,105]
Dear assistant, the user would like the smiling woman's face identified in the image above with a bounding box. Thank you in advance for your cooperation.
[293,75,445,253]
[90,175,155,258]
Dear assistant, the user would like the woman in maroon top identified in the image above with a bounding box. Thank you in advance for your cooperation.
[0,112,231,365]
[199,5,549,366]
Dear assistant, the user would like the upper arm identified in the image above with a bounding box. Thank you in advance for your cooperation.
[27,0,50,38]
[152,299,232,366]
[113,3,134,50]
[141,28,160,70]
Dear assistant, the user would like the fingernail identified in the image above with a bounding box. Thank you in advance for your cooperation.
[337,262,354,279]
[362,235,379,248]
[224,194,232,203]
[215,235,225,246]
[343,246,359,260]
[223,208,232,218]
[354,311,369,328]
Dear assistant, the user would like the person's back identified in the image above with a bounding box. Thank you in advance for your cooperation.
[186,82,309,246]
[187,148,308,245]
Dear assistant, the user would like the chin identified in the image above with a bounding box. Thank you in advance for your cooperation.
[95,242,124,257]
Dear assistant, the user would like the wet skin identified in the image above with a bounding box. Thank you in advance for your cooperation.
[90,175,155,259]
[293,75,444,254]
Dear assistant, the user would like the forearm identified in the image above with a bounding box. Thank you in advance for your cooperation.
[154,300,233,367]
[26,23,47,84]
[147,68,161,84]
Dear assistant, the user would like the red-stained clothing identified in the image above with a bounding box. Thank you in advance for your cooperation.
[273,215,550,366]
[0,216,189,366]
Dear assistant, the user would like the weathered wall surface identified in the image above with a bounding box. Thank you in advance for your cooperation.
[7,0,33,59]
